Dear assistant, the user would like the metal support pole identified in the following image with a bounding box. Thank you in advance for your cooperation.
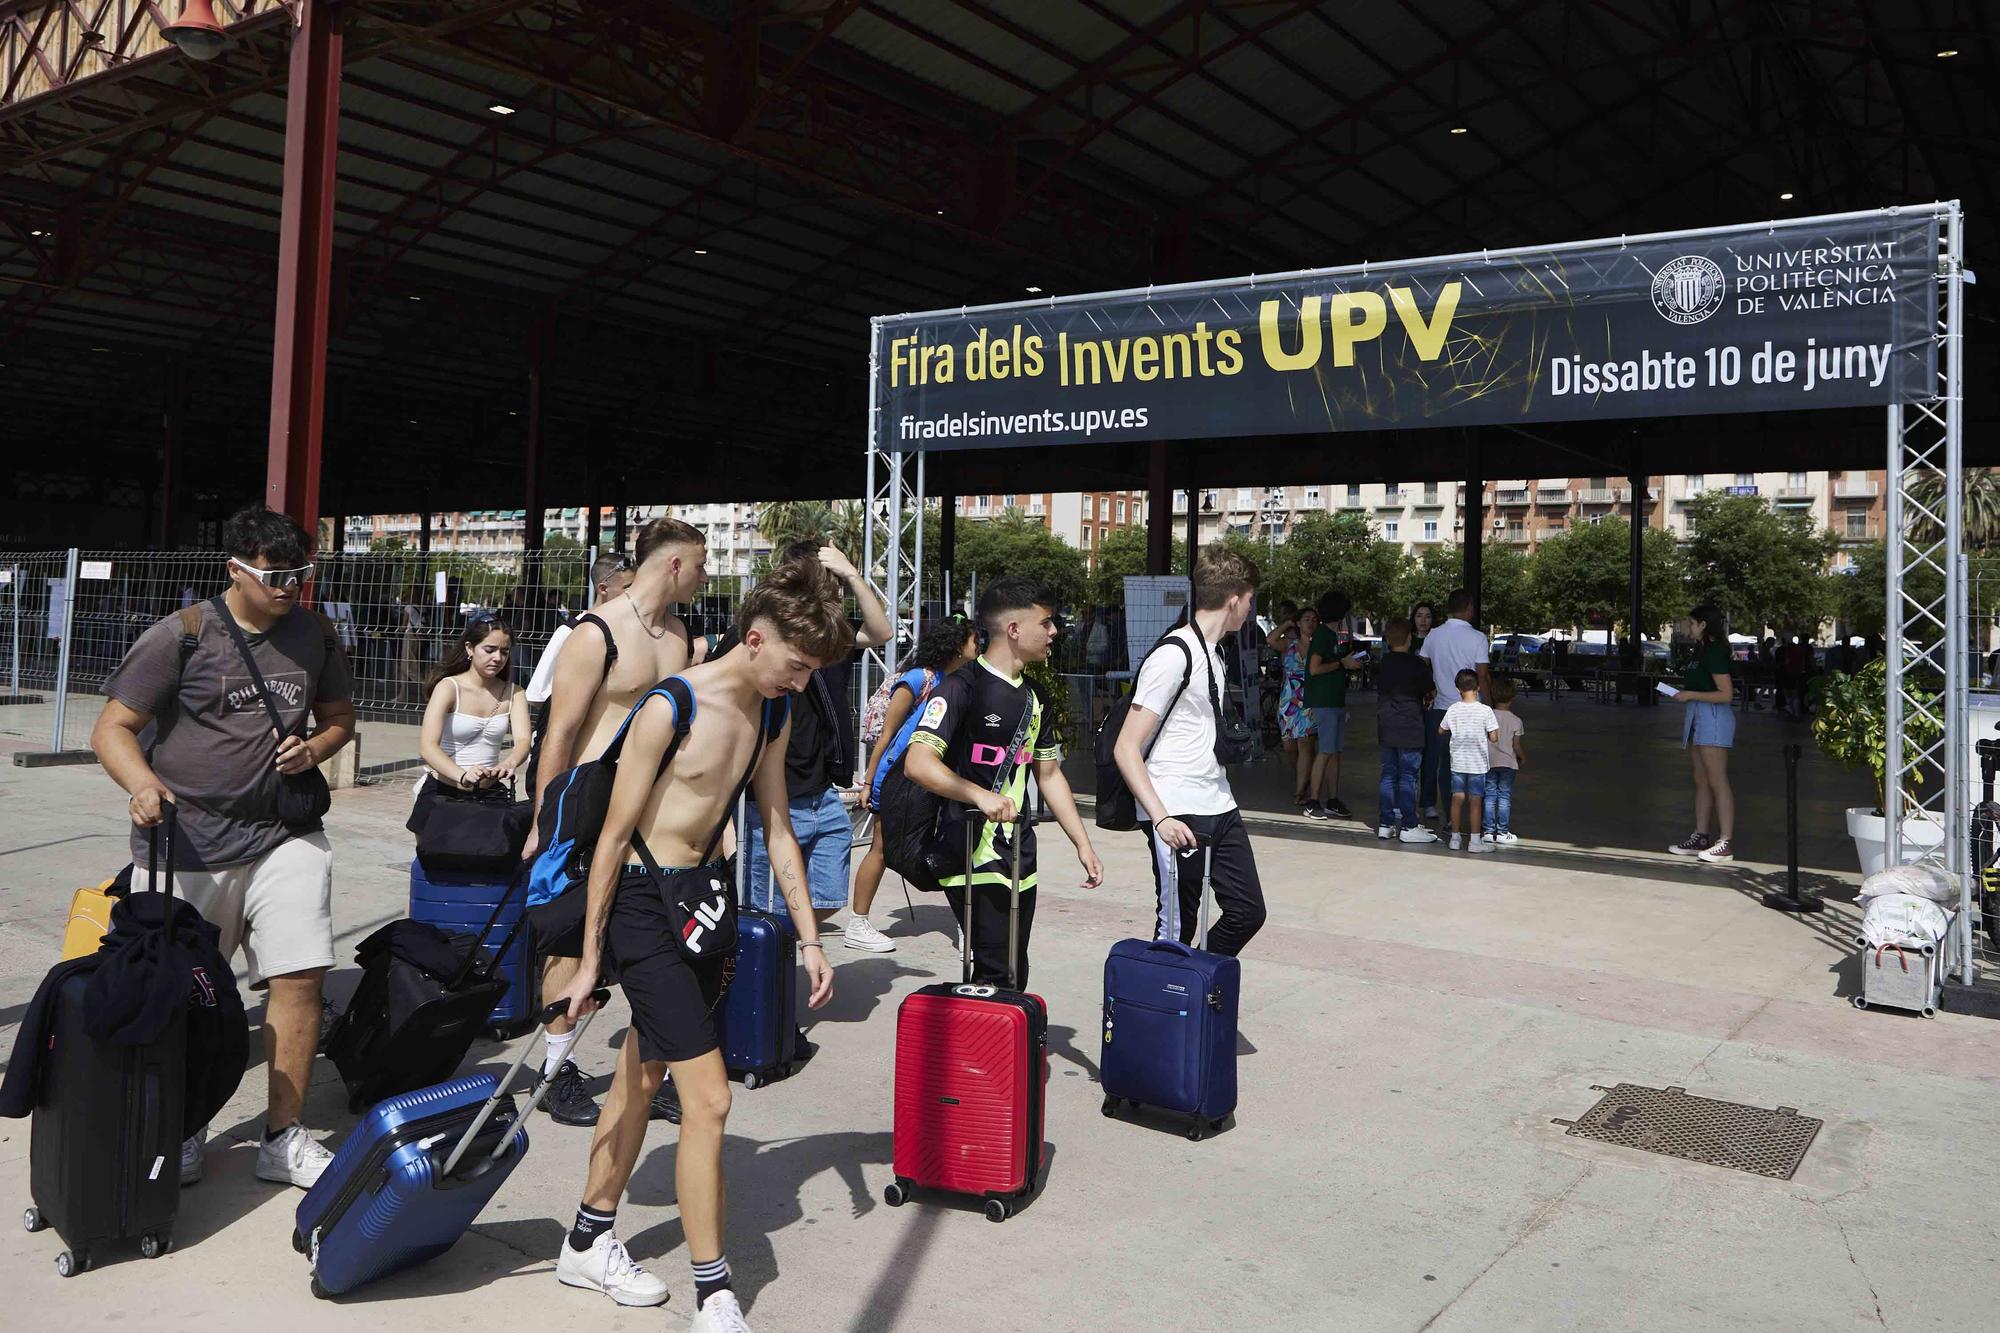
[265,0,342,536]
[9,563,21,696]
[49,548,78,751]
[1146,441,1172,575]
[1628,460,1645,645]
[1885,403,1904,866]
[937,493,957,603]
[614,478,628,554]
[1943,204,1969,980]
[1184,476,1199,577]
[1762,743,1823,913]
[913,450,926,644]
[1464,434,1485,621]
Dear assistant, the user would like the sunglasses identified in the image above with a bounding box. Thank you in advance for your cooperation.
[229,556,315,590]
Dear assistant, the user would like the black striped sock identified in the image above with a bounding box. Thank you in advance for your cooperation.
[693,1255,731,1306]
[568,1204,615,1253]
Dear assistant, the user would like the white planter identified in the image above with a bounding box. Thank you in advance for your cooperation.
[1846,807,1947,877]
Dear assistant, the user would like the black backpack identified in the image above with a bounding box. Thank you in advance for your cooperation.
[1092,635,1194,832]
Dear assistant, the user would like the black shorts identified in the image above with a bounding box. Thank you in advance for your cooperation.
[605,865,728,1064]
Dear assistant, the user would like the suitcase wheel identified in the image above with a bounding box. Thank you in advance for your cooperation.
[1101,1095,1122,1117]
[55,1249,85,1277]
[1186,1117,1211,1143]
[139,1232,170,1259]
[883,1179,910,1208]
[983,1197,1010,1224]
[291,1229,308,1255]
[742,1070,762,1091]
[311,1276,332,1300]
[22,1206,45,1233]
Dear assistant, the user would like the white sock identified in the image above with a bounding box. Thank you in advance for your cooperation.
[543,1028,577,1080]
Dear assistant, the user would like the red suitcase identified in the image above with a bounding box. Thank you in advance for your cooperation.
[885,821,1048,1222]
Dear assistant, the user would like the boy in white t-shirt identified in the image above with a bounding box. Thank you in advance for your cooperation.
[1113,547,1268,956]
[1438,668,1500,853]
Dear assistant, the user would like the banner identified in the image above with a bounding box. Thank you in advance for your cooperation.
[877,212,1940,452]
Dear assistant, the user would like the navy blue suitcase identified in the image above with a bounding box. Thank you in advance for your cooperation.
[1099,845,1239,1140]
[408,859,538,1036]
[719,831,803,1088]
[293,989,607,1298]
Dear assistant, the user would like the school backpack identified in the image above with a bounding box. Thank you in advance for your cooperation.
[860,668,937,750]
[1092,635,1193,832]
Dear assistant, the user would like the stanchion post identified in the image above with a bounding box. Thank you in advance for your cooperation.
[1763,742,1823,914]
[49,548,79,751]
[8,563,19,695]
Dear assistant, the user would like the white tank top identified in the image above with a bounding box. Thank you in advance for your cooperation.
[433,679,514,773]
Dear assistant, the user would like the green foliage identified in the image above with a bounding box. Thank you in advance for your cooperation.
[956,510,1088,609]
[1530,519,1683,635]
[757,501,832,552]
[1022,658,1074,753]
[1263,511,1403,621]
[1394,543,1461,623]
[1089,525,1186,607]
[1810,657,1941,812]
[1475,543,1545,632]
[1833,541,1888,637]
[1682,492,1835,637]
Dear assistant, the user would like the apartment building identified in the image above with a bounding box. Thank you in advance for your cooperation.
[954,489,1149,566]
[1175,481,1466,557]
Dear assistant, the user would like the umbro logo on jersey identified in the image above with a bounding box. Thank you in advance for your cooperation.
[983,713,1003,725]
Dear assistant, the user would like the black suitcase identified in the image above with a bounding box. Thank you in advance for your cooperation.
[323,869,528,1111]
[24,822,188,1277]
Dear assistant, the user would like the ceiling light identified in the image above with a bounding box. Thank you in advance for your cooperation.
[935,210,944,216]
[1937,48,1959,58]
[407,294,422,301]
[693,248,708,255]
[162,0,228,61]
[1779,191,1794,200]
[488,103,516,115]
[91,346,109,352]
[1449,125,1469,135]
[29,228,44,237]
[1025,285,1043,293]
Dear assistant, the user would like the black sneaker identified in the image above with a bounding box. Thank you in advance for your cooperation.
[1327,798,1353,820]
[538,1060,600,1127]
[1302,802,1329,820]
[649,1078,682,1125]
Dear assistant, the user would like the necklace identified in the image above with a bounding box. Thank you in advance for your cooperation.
[625,591,670,640]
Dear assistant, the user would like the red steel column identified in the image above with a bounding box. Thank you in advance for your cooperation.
[266,0,343,533]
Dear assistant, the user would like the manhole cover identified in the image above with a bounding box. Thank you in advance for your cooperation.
[1555,1083,1822,1180]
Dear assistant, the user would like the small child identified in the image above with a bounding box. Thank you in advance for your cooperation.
[1438,668,1499,852]
[1482,676,1526,845]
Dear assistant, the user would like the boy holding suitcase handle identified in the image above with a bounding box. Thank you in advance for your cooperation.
[902,576,1103,990]
[548,562,844,1331]
[1112,547,1269,957]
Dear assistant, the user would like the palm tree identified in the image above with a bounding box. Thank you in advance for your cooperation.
[1908,467,2000,549]
[756,500,831,551]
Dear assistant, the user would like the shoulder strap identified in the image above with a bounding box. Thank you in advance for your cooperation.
[1138,634,1196,762]
[602,675,695,776]
[175,605,202,671]
[209,596,292,737]
[574,612,618,680]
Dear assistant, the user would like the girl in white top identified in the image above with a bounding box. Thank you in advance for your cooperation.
[411,614,532,827]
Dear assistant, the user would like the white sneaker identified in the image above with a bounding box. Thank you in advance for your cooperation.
[1468,837,1495,854]
[1377,825,1395,840]
[255,1123,333,1188]
[1494,831,1519,845]
[692,1289,753,1333]
[180,1131,205,1186]
[1398,827,1439,845]
[556,1231,671,1308]
[843,916,896,952]
[1448,832,1463,851]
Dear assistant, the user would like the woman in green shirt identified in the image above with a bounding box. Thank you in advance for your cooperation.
[1669,603,1738,863]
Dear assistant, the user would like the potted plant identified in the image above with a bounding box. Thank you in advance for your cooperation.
[1810,657,1946,874]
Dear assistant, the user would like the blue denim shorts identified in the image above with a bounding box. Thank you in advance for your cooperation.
[1309,706,1348,753]
[1683,700,1736,749]
[1450,771,1488,797]
[744,788,854,909]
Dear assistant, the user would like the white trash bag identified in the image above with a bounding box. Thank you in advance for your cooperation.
[1859,892,1951,951]
[1858,862,1958,904]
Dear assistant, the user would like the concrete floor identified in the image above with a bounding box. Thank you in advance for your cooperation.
[1,732,1994,1331]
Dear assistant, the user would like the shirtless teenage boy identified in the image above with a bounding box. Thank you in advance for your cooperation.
[549,560,846,1332]
[525,517,705,1125]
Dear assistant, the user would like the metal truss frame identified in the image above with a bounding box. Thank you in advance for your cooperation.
[1884,201,1970,980]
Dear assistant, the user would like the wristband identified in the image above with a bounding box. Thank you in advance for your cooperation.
[801,941,825,951]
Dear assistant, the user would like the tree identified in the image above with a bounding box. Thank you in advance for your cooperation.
[1395,543,1463,623]
[1682,493,1835,637]
[1263,511,1403,621]
[1909,467,2000,550]
[1089,525,1186,607]
[757,500,832,552]
[956,509,1088,609]
[1531,519,1684,637]
[1477,544,1545,632]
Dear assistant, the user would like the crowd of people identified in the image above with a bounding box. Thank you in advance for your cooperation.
[72,501,1759,1325]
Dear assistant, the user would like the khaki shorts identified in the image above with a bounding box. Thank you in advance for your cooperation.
[136,831,336,987]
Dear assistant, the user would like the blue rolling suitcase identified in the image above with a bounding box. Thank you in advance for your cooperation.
[718,811,804,1089]
[293,989,607,1298]
[408,859,538,1037]
[1099,845,1239,1140]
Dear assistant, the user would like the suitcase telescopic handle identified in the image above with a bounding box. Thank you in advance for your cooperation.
[146,798,179,903]
[438,987,611,1178]
[960,814,1028,990]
